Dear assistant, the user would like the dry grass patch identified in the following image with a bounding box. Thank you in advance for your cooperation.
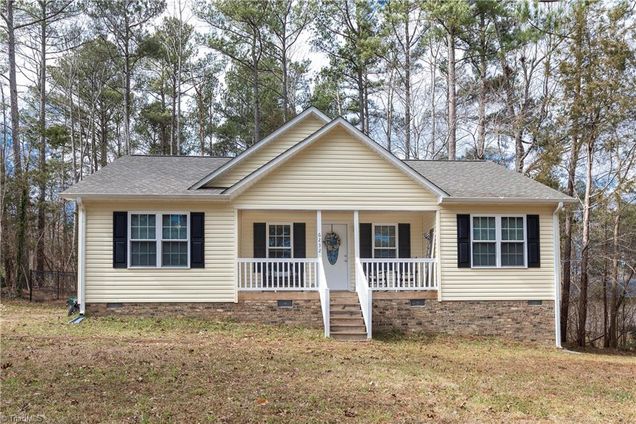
[1,301,635,423]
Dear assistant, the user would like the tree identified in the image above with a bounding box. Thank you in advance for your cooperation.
[382,0,429,159]
[269,0,314,121]
[314,0,382,134]
[426,0,471,160]
[196,0,272,145]
[86,0,166,155]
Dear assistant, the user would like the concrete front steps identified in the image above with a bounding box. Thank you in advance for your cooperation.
[329,292,369,341]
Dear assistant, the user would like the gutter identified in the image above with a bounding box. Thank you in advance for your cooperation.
[440,197,577,204]
[61,193,232,202]
[77,197,86,315]
[553,202,564,348]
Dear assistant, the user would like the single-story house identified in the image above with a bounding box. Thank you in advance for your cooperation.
[61,107,575,344]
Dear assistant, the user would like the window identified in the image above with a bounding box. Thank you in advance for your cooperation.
[267,224,292,258]
[373,224,397,258]
[130,214,157,266]
[501,217,525,266]
[129,213,189,268]
[472,217,496,266]
[471,216,526,268]
[162,214,188,267]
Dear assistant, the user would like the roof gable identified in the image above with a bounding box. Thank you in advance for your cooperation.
[191,107,330,189]
[226,118,447,200]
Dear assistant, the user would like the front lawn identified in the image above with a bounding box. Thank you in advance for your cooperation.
[1,301,634,423]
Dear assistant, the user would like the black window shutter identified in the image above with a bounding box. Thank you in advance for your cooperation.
[113,211,127,268]
[253,223,267,258]
[457,214,471,268]
[190,212,205,268]
[527,215,540,268]
[293,223,306,258]
[398,223,411,258]
[359,223,372,258]
[293,223,306,286]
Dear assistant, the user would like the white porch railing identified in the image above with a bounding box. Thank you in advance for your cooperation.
[355,258,372,339]
[317,259,330,337]
[237,258,319,291]
[360,258,437,290]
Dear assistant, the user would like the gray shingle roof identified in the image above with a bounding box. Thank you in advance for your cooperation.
[62,154,573,203]
[405,160,574,202]
[61,155,230,197]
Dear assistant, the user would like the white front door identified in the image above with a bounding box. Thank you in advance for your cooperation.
[321,224,349,291]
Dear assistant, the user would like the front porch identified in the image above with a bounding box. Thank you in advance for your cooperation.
[235,209,440,339]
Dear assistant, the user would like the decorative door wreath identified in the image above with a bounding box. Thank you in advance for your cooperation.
[323,227,342,265]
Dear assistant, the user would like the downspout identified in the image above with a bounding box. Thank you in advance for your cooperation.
[553,202,563,348]
[77,197,86,315]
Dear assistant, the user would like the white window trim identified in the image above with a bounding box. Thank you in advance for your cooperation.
[470,214,527,269]
[128,211,190,269]
[372,223,399,259]
[266,222,294,259]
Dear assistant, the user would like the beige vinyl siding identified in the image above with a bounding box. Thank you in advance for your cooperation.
[84,201,236,303]
[233,127,439,210]
[439,204,555,301]
[210,116,325,188]
[239,210,435,290]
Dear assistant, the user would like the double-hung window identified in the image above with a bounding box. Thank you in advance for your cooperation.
[373,224,398,258]
[267,224,292,258]
[471,215,526,268]
[130,214,157,267]
[129,212,189,268]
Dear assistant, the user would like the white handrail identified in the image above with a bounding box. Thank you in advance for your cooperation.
[237,258,318,291]
[317,259,330,337]
[355,258,372,339]
[360,258,437,290]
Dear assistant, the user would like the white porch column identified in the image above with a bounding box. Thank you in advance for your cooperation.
[435,209,442,301]
[353,210,360,260]
[316,210,322,258]
[77,198,86,315]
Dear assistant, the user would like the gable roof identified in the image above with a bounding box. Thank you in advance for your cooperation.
[223,117,449,199]
[405,160,576,203]
[61,112,575,205]
[190,107,330,190]
[60,155,231,199]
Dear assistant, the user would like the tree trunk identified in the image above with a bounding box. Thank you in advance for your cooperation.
[252,32,261,144]
[447,29,456,160]
[7,0,28,293]
[171,73,177,155]
[357,67,366,134]
[476,14,486,160]
[123,18,132,155]
[282,42,288,122]
[100,108,108,167]
[561,7,585,344]
[404,15,411,159]
[36,0,47,273]
[577,139,593,347]
[607,199,621,348]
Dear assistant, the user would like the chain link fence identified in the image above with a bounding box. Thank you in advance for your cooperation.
[28,270,76,301]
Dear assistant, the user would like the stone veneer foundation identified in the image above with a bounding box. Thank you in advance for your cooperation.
[86,291,555,344]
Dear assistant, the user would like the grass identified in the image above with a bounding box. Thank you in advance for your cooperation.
[1,301,635,423]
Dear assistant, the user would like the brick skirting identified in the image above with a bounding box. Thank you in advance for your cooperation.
[373,296,555,344]
[85,292,555,344]
[86,292,323,329]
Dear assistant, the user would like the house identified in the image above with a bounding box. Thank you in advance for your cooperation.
[61,107,576,344]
